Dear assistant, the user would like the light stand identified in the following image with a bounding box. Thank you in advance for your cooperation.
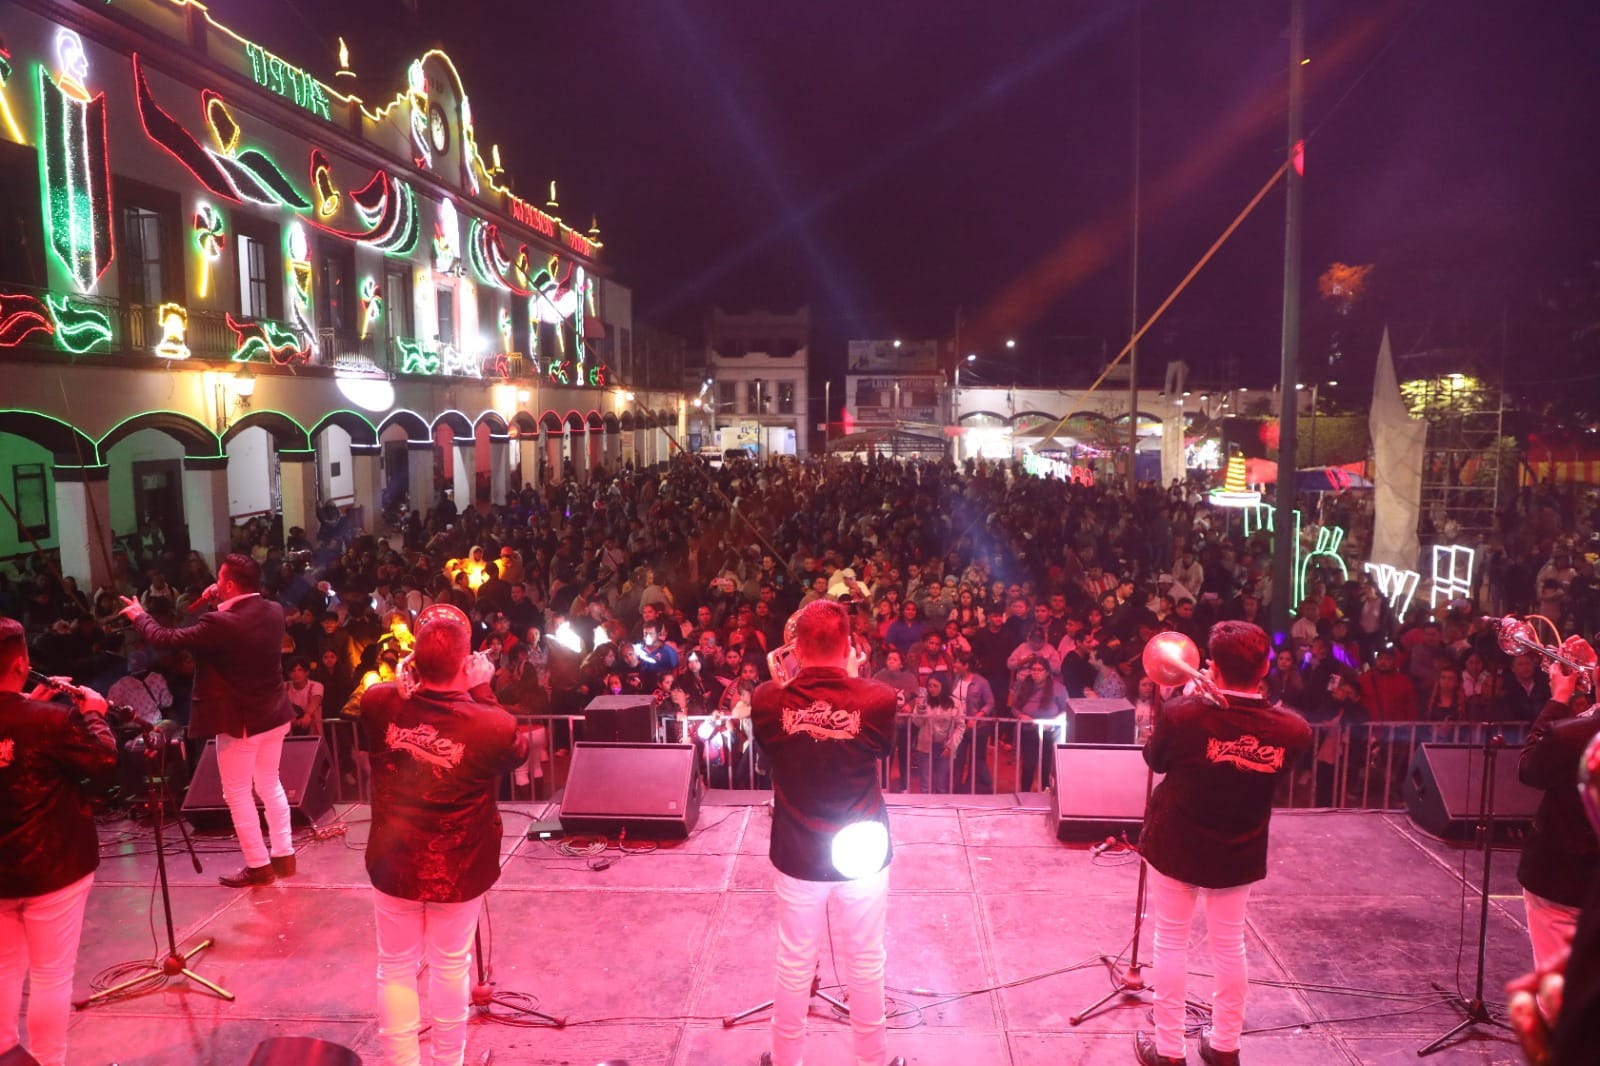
[76,723,233,1008]
[1417,734,1513,1056]
[1069,766,1157,1025]
[721,969,849,1028]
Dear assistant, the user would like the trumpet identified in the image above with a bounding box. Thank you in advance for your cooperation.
[1491,615,1597,694]
[1141,630,1227,705]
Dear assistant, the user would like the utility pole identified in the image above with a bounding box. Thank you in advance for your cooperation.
[1126,1,1142,497]
[1270,0,1305,638]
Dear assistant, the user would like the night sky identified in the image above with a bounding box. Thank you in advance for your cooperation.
[204,0,1600,395]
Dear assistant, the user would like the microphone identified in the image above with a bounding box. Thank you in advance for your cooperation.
[186,584,221,614]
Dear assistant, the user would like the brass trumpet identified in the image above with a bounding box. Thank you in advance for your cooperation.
[1492,615,1597,694]
[1141,630,1226,705]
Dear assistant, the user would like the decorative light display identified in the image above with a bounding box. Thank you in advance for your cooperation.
[349,171,419,254]
[496,306,512,354]
[440,345,479,378]
[45,294,112,353]
[396,339,439,375]
[1430,545,1476,609]
[0,291,53,347]
[459,96,480,195]
[38,31,115,294]
[405,60,431,168]
[1021,448,1091,484]
[202,89,239,154]
[286,222,316,357]
[153,303,191,360]
[359,277,382,340]
[192,204,226,298]
[243,40,331,120]
[0,44,25,143]
[310,148,340,217]
[547,359,570,385]
[226,312,309,365]
[1298,525,1348,607]
[433,198,461,273]
[1363,562,1420,620]
[1209,454,1261,507]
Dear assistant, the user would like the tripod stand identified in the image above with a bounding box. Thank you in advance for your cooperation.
[1070,765,1157,1025]
[722,969,849,1028]
[76,725,233,1008]
[469,920,564,1026]
[1418,734,1512,1056]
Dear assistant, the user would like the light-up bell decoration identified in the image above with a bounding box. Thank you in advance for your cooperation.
[1208,454,1261,508]
[153,303,191,359]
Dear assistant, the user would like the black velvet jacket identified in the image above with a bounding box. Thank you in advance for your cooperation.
[0,693,117,897]
[1516,699,1600,907]
[360,681,528,902]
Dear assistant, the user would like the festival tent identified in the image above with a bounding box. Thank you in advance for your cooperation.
[1521,438,1600,486]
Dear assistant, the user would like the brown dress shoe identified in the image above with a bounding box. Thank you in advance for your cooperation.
[219,864,275,888]
[270,854,296,877]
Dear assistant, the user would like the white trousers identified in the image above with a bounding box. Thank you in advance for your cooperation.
[1524,889,1582,973]
[1147,865,1252,1059]
[770,866,890,1066]
[214,721,294,869]
[372,888,483,1066]
[0,872,95,1066]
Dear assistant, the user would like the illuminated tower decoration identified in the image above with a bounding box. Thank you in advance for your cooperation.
[192,204,226,298]
[1208,453,1261,507]
[153,303,191,360]
[0,40,26,143]
[38,29,114,294]
[358,277,382,340]
[406,60,431,168]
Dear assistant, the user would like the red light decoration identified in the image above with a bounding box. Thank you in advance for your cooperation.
[0,291,53,347]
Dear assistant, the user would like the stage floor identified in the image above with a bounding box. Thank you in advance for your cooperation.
[56,799,1536,1065]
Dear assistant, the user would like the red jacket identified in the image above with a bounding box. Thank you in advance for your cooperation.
[1359,669,1418,723]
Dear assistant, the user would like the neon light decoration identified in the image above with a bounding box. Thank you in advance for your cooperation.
[350,171,419,254]
[1298,526,1348,607]
[497,306,512,354]
[153,303,190,360]
[485,352,509,381]
[1431,545,1475,609]
[547,359,570,385]
[46,295,111,354]
[0,44,25,143]
[192,204,226,298]
[359,278,382,340]
[133,57,310,210]
[38,32,115,295]
[459,96,480,195]
[433,198,461,273]
[286,223,316,357]
[1363,563,1420,620]
[406,60,431,168]
[1209,454,1261,507]
[0,291,53,347]
[243,40,331,120]
[441,345,479,377]
[310,148,340,218]
[226,312,309,365]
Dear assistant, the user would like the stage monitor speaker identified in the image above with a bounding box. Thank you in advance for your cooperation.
[559,742,702,839]
[1403,743,1542,840]
[247,1037,361,1066]
[1066,697,1135,745]
[1051,743,1161,843]
[582,694,657,743]
[182,736,336,831]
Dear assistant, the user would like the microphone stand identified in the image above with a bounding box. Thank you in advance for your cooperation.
[77,723,233,1008]
[1070,764,1157,1024]
[1417,734,1512,1055]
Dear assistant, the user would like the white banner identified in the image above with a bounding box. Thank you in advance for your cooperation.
[1369,329,1425,571]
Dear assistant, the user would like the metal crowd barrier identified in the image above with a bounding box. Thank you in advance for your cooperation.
[318,711,1533,811]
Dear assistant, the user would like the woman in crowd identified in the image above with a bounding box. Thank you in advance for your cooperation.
[911,672,964,794]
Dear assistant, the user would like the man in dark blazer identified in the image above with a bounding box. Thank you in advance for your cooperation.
[121,554,296,887]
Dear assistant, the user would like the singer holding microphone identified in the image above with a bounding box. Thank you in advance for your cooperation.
[1135,621,1312,1066]
[359,605,528,1066]
[119,554,296,888]
[0,616,117,1066]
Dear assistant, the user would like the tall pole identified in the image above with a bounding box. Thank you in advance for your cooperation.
[824,378,831,451]
[1126,3,1142,496]
[1270,0,1306,638]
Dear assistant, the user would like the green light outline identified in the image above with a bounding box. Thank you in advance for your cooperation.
[45,294,112,354]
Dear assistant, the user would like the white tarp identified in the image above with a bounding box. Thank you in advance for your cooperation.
[1369,328,1426,570]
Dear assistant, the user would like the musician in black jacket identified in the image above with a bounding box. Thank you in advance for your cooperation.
[0,616,116,1066]
[360,609,528,1066]
[1136,621,1313,1066]
[1515,664,1598,975]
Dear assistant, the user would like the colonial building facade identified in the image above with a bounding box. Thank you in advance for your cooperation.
[0,0,683,586]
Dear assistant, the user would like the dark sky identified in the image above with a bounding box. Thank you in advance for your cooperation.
[206,0,1600,389]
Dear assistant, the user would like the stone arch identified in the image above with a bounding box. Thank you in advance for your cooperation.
[221,410,311,451]
[309,410,380,448]
[378,409,431,441]
[99,410,221,460]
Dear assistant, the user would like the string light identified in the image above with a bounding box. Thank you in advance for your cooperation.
[192,204,225,298]
[39,31,115,294]
[1431,545,1475,610]
[153,303,191,360]
[0,291,53,347]
[243,39,331,120]
[46,294,111,354]
[226,312,308,365]
[396,339,439,375]
[359,277,383,340]
[433,198,461,273]
[311,147,340,217]
[0,44,26,143]
[201,89,239,155]
[406,59,431,168]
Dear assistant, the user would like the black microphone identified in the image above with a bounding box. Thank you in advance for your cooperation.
[185,584,221,614]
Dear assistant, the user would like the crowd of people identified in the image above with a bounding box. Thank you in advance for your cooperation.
[3,454,1594,801]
